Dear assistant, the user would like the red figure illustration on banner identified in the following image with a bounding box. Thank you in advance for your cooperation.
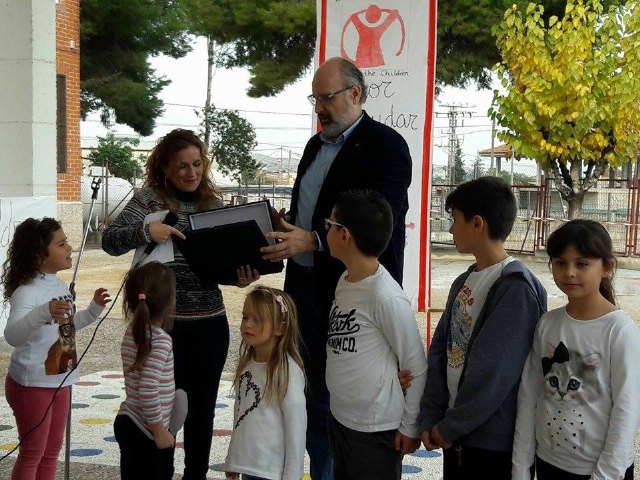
[340,4,406,68]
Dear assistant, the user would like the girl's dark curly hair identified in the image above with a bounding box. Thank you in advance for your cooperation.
[2,217,62,299]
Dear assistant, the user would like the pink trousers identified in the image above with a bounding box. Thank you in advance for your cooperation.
[5,375,70,480]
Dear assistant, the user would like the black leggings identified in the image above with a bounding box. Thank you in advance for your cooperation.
[536,456,634,480]
[164,316,230,480]
[114,414,174,480]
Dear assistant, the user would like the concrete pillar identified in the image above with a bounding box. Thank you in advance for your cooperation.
[0,0,57,199]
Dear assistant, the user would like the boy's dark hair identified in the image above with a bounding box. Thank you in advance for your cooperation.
[333,189,392,257]
[546,219,616,305]
[2,217,62,299]
[445,176,517,241]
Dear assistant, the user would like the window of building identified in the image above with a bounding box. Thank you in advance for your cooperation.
[56,74,67,173]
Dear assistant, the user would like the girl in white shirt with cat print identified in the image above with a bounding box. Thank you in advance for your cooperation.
[512,220,640,480]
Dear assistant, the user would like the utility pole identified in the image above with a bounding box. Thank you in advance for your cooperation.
[435,105,474,184]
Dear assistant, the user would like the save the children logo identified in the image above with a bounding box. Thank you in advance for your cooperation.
[340,4,406,68]
[327,305,360,354]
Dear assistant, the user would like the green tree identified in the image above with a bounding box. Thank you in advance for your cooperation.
[80,0,191,136]
[491,0,640,218]
[182,0,315,97]
[437,0,616,90]
[87,133,143,183]
[201,107,260,183]
[452,139,467,184]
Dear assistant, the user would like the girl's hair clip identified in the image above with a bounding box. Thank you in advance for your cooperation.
[274,295,287,315]
[138,293,146,301]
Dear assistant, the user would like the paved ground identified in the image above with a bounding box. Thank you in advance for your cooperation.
[0,245,638,479]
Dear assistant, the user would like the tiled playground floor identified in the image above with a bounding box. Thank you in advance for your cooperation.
[0,370,444,479]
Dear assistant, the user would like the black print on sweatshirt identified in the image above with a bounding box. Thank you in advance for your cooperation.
[234,370,262,429]
[44,295,78,375]
[327,305,359,354]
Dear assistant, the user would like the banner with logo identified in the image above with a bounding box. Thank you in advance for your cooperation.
[0,197,57,334]
[315,0,437,313]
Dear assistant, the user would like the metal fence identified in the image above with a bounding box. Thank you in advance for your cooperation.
[84,171,640,257]
[431,179,640,256]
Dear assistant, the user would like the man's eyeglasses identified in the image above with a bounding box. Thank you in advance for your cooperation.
[324,218,345,231]
[308,86,353,106]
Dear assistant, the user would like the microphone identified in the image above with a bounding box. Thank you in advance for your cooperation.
[134,212,179,268]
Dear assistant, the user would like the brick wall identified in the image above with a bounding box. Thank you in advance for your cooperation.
[55,0,81,202]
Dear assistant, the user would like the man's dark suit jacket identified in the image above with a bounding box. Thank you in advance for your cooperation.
[288,111,412,313]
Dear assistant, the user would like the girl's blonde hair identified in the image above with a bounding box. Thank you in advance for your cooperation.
[234,286,304,405]
[122,262,176,373]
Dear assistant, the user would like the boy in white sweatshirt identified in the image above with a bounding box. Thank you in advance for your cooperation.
[324,189,427,479]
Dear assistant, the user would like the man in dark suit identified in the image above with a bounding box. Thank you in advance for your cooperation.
[261,57,412,480]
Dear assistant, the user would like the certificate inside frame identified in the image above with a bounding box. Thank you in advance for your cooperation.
[188,199,277,246]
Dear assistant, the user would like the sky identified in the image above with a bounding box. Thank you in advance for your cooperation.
[80,36,503,176]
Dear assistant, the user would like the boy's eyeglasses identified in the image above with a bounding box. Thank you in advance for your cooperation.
[324,218,345,231]
[308,86,353,106]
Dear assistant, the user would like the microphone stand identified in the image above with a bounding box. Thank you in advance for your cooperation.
[64,177,101,480]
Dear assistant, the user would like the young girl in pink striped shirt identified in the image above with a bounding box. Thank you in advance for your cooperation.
[114,261,183,480]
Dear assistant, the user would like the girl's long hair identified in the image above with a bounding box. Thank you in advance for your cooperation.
[546,219,616,305]
[144,128,222,212]
[2,217,62,299]
[234,286,304,406]
[122,262,176,373]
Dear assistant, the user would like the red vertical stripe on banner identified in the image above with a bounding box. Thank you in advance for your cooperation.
[319,0,328,64]
[419,1,438,342]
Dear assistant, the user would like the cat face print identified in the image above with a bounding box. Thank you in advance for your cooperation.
[541,341,601,404]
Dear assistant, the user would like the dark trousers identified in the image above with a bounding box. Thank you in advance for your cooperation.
[285,261,333,480]
[114,414,174,480]
[536,456,634,480]
[165,316,230,480]
[442,444,512,480]
[328,414,401,480]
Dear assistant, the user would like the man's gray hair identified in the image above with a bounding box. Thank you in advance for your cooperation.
[335,57,368,104]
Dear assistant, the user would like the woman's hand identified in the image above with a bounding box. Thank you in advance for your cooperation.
[149,221,186,243]
[236,265,260,288]
[93,288,111,307]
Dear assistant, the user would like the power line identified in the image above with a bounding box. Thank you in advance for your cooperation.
[164,102,312,117]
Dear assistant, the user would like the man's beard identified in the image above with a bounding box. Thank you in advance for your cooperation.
[320,105,356,138]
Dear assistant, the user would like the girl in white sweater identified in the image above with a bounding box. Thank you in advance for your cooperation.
[512,219,640,480]
[225,286,306,480]
[2,218,109,480]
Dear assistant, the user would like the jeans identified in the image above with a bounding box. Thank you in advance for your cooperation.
[5,374,70,480]
[442,444,512,480]
[285,261,333,480]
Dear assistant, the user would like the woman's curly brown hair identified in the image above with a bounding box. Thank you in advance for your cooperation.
[2,217,62,299]
[144,128,222,212]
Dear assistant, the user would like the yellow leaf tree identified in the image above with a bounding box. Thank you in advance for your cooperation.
[491,0,640,218]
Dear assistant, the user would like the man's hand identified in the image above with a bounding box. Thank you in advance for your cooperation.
[398,369,413,393]
[260,218,316,261]
[394,431,420,455]
[420,430,440,451]
[268,205,287,232]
